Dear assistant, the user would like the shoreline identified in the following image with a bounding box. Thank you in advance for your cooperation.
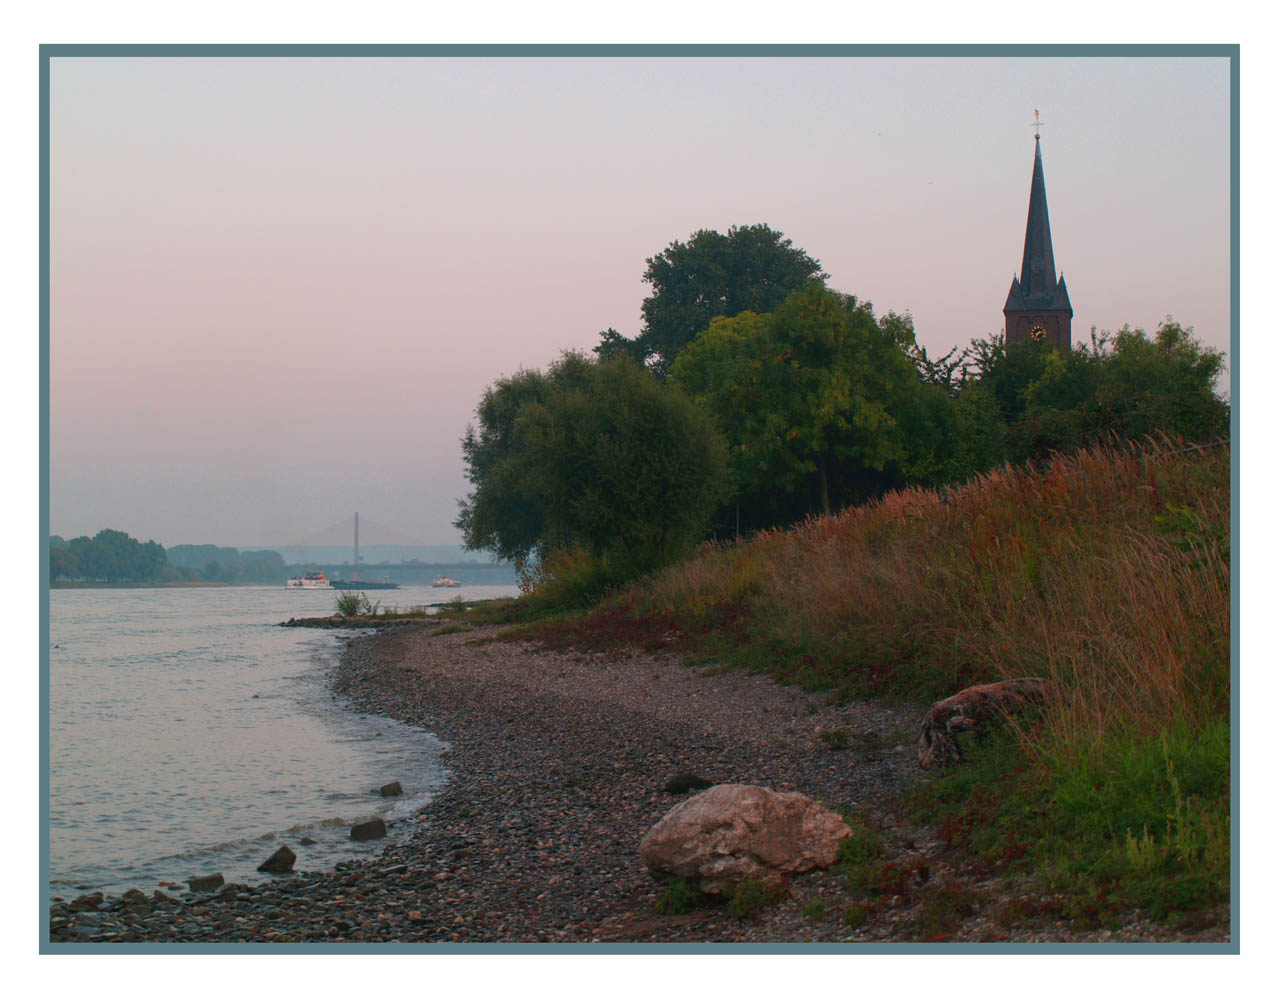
[49,581,257,589]
[47,621,1228,945]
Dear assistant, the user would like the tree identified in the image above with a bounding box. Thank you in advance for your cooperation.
[522,358,730,573]
[135,540,167,581]
[456,354,729,576]
[1091,320,1227,442]
[455,353,594,567]
[982,319,1228,464]
[961,331,1058,425]
[59,529,169,582]
[49,544,77,581]
[671,285,921,519]
[596,224,827,377]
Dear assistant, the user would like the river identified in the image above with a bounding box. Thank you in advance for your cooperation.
[47,583,518,897]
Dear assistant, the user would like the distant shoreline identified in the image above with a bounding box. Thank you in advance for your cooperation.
[49,581,258,589]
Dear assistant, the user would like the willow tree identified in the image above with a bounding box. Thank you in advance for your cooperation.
[456,353,729,577]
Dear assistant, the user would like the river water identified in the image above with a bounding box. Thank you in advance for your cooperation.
[47,583,518,898]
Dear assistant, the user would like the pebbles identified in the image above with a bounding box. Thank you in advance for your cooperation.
[48,623,921,943]
[45,622,1226,944]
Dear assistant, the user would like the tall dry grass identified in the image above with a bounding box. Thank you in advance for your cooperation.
[612,436,1229,746]
[588,436,1230,920]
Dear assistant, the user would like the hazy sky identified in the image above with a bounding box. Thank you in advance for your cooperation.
[48,53,1231,549]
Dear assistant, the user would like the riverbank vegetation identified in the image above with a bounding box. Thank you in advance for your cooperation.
[502,437,1229,927]
[458,226,1226,604]
[449,223,1230,931]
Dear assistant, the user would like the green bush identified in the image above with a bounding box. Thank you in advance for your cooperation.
[334,591,366,616]
[726,878,787,918]
[522,545,630,609]
[655,877,708,915]
[910,719,1229,924]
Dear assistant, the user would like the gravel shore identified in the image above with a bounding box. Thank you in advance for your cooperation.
[47,620,1229,945]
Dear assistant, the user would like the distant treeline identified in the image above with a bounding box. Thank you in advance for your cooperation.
[49,532,288,584]
[164,545,288,583]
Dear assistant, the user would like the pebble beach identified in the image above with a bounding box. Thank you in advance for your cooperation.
[47,620,1229,945]
[49,620,927,944]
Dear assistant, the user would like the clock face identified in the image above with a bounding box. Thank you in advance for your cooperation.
[1030,325,1047,342]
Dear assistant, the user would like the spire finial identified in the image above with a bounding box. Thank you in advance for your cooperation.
[1031,108,1043,140]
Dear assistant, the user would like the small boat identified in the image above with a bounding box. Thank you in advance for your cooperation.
[432,575,462,588]
[285,571,332,589]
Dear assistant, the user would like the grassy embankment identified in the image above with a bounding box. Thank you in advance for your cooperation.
[449,436,1230,928]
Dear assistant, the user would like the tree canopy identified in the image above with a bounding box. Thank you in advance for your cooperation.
[456,354,730,577]
[55,529,167,582]
[963,320,1228,464]
[596,224,827,377]
[671,285,928,520]
[458,217,1229,595]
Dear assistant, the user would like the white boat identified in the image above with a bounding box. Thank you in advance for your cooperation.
[432,575,462,588]
[286,571,332,589]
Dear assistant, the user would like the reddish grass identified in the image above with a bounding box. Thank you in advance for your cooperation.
[571,436,1228,746]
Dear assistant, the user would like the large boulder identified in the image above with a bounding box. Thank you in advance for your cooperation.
[638,783,851,894]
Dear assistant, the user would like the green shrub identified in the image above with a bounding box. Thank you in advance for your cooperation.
[334,591,368,616]
[911,719,1229,923]
[521,546,640,609]
[654,877,708,915]
[726,878,787,918]
[803,898,830,922]
[836,817,884,868]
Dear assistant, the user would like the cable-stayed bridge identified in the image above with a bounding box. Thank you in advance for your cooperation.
[263,513,490,569]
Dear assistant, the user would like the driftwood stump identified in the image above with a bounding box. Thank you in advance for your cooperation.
[916,677,1058,768]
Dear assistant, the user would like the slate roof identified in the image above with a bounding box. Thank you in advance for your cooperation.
[1004,137,1073,317]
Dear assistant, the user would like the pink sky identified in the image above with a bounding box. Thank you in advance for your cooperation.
[48,55,1231,548]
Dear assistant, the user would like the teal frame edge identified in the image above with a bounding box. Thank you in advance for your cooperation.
[38,41,1241,957]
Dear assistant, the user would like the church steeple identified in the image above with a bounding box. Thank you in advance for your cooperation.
[1003,114,1073,348]
[1018,137,1059,302]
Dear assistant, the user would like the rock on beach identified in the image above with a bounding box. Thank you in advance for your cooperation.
[638,783,852,894]
[350,818,387,841]
[257,845,296,874]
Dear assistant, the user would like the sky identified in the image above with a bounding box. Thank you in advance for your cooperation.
[47,52,1232,549]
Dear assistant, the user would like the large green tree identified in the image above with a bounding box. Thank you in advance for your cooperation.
[456,354,729,575]
[1089,320,1228,442]
[671,285,923,519]
[596,224,827,377]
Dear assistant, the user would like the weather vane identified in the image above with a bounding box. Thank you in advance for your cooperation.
[1031,108,1043,139]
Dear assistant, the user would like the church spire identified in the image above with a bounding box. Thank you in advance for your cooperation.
[1018,136,1059,304]
[1003,113,1073,348]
